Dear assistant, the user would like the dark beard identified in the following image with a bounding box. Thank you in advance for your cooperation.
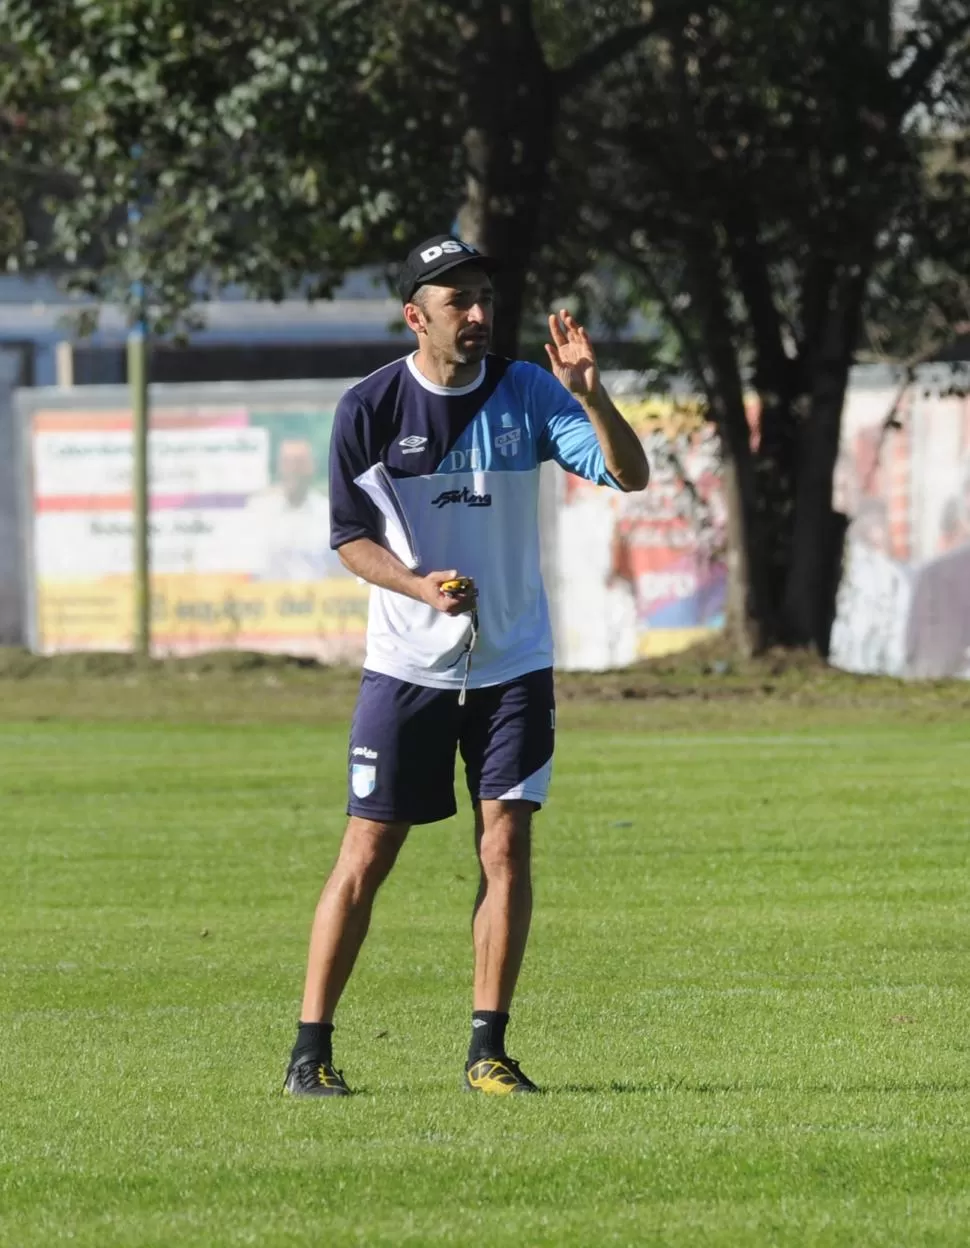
[454,338,489,365]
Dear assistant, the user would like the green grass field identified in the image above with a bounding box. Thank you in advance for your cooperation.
[2,661,970,1245]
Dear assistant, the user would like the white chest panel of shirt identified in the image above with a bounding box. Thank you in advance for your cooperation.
[361,468,553,689]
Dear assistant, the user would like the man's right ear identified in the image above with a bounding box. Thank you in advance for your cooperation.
[403,302,426,335]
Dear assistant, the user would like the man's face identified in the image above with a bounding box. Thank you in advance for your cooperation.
[407,264,494,364]
[277,439,315,504]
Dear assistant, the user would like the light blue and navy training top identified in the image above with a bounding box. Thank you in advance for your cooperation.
[329,352,620,689]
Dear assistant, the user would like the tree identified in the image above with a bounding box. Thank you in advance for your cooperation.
[439,0,711,354]
[548,0,970,651]
[0,0,448,332]
[3,1,968,656]
[0,0,702,348]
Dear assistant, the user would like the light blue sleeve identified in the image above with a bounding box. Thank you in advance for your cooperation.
[526,363,622,489]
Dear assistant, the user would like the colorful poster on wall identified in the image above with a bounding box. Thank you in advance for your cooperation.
[28,402,369,658]
[550,398,726,667]
[829,377,970,679]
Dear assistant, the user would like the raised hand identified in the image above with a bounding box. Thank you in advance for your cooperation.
[544,309,600,397]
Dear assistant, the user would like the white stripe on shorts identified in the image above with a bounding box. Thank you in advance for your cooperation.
[496,757,553,804]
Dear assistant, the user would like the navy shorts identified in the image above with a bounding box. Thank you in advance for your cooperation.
[347,667,556,825]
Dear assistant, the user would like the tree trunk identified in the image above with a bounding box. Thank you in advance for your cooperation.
[782,268,870,650]
[685,230,776,652]
[719,454,761,657]
[454,5,558,358]
[725,212,802,633]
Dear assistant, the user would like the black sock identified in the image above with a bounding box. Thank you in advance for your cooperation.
[291,1021,334,1067]
[468,1010,509,1064]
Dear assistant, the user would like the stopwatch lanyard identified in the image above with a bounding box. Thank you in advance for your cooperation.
[457,606,480,708]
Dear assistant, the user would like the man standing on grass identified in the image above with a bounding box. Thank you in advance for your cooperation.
[283,235,649,1097]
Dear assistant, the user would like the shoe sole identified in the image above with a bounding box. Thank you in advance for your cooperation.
[283,1086,352,1098]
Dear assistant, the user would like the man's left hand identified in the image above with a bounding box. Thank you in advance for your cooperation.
[545,310,600,398]
[544,308,650,493]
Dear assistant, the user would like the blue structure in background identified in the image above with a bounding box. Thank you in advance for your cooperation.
[0,272,408,387]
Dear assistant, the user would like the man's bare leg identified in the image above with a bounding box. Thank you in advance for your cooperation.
[465,799,538,1091]
[300,816,410,1022]
[472,799,534,1011]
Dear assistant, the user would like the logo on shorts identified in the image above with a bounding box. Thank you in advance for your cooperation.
[431,486,492,509]
[352,746,378,760]
[398,435,428,455]
[351,763,377,799]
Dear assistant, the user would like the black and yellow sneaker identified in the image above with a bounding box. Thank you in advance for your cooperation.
[464,1055,540,1095]
[283,1056,352,1098]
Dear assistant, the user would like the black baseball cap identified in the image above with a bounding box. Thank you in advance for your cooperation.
[397,234,499,305]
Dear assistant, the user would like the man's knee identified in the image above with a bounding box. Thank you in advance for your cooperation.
[477,801,533,877]
[335,818,409,891]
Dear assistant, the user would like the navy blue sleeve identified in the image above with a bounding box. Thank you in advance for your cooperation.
[328,391,383,549]
[527,364,622,488]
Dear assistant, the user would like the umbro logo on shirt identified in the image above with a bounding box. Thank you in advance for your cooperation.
[431,486,492,509]
[398,435,428,454]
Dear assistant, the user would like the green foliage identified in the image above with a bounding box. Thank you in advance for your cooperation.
[0,0,458,331]
[551,0,970,371]
[867,134,970,362]
[0,0,698,333]
[1,0,966,358]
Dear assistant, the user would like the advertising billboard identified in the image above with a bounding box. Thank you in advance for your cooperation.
[551,397,726,667]
[830,373,970,679]
[22,384,368,659]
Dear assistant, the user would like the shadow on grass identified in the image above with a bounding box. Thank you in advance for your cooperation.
[554,1080,685,1095]
[553,1078,970,1096]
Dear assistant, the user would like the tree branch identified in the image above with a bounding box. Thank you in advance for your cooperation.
[511,0,548,75]
[896,12,970,114]
[858,335,956,497]
[617,237,710,402]
[554,0,705,96]
[408,45,460,82]
[797,252,836,376]
[724,206,792,399]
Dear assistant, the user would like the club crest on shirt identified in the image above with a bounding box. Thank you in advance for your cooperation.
[495,413,521,456]
[351,763,377,798]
